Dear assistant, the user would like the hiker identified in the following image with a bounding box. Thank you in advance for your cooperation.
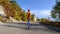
[26,9,31,29]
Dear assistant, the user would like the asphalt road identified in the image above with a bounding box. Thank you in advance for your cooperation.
[0,22,60,34]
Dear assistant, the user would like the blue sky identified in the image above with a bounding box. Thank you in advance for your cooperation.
[16,0,56,19]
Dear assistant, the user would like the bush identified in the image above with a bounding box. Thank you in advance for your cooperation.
[13,15,20,21]
[0,16,3,21]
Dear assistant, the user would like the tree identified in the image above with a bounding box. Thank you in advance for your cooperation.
[0,0,16,17]
[40,18,49,23]
[51,0,60,21]
[10,0,22,21]
[21,11,27,21]
[10,0,22,13]
[31,14,35,21]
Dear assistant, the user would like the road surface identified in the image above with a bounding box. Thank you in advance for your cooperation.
[0,22,60,34]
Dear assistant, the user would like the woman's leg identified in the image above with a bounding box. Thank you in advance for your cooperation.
[27,19,30,29]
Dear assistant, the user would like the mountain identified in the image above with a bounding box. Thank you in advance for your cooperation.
[0,0,36,22]
[0,0,24,22]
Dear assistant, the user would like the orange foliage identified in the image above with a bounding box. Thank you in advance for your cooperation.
[2,2,16,17]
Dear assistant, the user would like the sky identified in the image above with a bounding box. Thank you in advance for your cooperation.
[16,0,56,19]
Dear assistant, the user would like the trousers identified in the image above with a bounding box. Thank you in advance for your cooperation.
[27,19,30,29]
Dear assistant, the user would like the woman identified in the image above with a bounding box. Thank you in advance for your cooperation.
[27,9,31,29]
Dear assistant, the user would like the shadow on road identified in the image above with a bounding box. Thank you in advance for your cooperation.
[5,22,43,26]
[40,23,60,32]
[1,24,57,33]
[0,23,60,33]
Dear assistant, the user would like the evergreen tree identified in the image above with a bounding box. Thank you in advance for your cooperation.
[51,0,60,21]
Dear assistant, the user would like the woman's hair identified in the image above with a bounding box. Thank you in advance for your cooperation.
[28,9,30,11]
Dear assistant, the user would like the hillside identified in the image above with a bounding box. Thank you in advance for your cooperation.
[0,0,36,22]
[0,0,23,22]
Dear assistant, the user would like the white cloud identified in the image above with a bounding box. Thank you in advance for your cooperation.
[30,10,51,18]
[22,7,26,10]
[39,10,51,16]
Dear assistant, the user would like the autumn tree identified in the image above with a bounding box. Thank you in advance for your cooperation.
[0,0,16,18]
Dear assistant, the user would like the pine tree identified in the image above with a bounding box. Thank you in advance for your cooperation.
[51,0,60,21]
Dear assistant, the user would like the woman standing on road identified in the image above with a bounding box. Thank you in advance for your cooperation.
[26,9,31,29]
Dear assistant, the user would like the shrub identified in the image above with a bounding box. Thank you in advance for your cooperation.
[0,16,3,21]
